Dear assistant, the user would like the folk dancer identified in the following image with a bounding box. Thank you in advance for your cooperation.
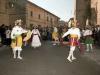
[52,27,59,45]
[62,20,81,62]
[31,27,41,48]
[83,27,94,52]
[11,19,27,59]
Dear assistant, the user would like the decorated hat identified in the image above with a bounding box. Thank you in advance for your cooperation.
[72,19,77,27]
[15,19,22,26]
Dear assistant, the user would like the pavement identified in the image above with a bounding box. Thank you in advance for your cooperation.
[0,42,100,75]
[81,45,100,65]
[0,45,11,51]
[0,43,100,66]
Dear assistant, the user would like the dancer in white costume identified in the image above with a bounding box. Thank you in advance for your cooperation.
[11,19,27,59]
[31,27,41,48]
[62,20,81,62]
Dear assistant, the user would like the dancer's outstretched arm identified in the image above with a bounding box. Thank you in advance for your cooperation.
[62,29,70,38]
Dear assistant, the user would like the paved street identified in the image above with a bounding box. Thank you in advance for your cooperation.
[82,45,100,65]
[0,41,100,75]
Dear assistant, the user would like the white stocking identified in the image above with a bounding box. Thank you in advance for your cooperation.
[18,50,22,59]
[71,48,76,60]
[13,50,16,58]
[90,44,93,50]
[86,44,89,51]
[67,46,75,62]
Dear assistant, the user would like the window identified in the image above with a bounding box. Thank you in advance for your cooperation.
[57,18,59,22]
[47,16,49,21]
[11,3,14,7]
[8,0,17,8]
[38,14,41,19]
[50,18,52,23]
[9,2,14,8]
[30,11,33,17]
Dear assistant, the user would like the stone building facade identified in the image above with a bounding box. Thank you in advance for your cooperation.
[75,0,90,28]
[26,1,60,28]
[8,0,27,27]
[91,0,100,25]
[0,0,27,27]
[0,0,60,28]
[0,0,9,25]
[75,0,100,27]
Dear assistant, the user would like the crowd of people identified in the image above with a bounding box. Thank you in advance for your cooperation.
[0,24,100,46]
[0,23,67,47]
[0,24,12,46]
[0,19,100,62]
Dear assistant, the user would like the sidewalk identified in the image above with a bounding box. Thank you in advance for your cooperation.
[82,45,100,65]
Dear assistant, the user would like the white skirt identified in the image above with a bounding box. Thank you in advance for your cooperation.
[31,35,41,47]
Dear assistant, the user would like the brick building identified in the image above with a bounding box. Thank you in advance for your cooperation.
[0,0,60,28]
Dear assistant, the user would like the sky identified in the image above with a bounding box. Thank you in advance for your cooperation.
[28,0,74,21]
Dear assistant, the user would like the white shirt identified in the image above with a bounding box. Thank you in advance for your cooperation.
[83,29,92,36]
[62,27,81,39]
[11,26,27,39]
[32,29,40,36]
